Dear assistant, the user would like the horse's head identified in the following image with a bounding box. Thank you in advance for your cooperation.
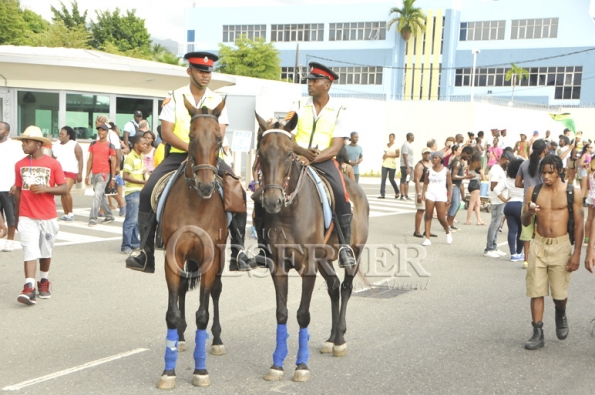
[184,96,225,199]
[255,111,299,214]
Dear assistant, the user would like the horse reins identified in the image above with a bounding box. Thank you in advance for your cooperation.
[185,113,220,191]
[260,129,308,207]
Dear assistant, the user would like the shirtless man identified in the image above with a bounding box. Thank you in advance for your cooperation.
[521,155,583,350]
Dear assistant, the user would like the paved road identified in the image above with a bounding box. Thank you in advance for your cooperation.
[2,180,595,394]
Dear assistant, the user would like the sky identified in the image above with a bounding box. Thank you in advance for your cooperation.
[19,0,595,43]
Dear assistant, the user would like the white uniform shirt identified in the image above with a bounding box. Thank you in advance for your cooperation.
[289,97,350,141]
[159,85,229,126]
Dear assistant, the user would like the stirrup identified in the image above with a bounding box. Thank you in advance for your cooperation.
[126,249,148,271]
[234,249,256,271]
[338,245,356,268]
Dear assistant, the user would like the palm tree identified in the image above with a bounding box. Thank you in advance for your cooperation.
[387,0,426,41]
[505,63,529,101]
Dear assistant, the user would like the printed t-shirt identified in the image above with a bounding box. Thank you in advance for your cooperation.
[123,150,145,195]
[88,140,116,175]
[15,155,65,220]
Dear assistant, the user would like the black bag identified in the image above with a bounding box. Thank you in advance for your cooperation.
[531,183,575,245]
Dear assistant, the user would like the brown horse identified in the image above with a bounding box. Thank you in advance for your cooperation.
[254,113,369,382]
[156,99,228,390]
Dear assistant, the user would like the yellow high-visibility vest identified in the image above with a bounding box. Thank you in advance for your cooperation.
[170,87,219,154]
[294,98,343,149]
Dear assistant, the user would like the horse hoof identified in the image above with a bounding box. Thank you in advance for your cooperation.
[333,343,347,357]
[264,368,284,381]
[178,341,186,352]
[192,374,211,387]
[210,344,226,355]
[320,341,334,354]
[156,375,176,390]
[292,369,311,382]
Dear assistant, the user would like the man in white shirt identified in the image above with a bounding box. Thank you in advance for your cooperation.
[0,122,24,251]
[123,110,143,149]
[484,150,516,257]
[499,129,514,150]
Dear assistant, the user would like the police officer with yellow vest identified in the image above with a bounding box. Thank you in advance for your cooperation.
[126,52,256,273]
[254,62,356,267]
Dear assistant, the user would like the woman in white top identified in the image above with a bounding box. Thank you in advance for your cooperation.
[496,158,525,262]
[421,151,453,246]
[52,126,83,221]
[378,133,400,198]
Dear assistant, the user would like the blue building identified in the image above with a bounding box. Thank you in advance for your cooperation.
[182,0,595,105]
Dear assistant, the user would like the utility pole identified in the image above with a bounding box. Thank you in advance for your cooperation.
[294,43,299,83]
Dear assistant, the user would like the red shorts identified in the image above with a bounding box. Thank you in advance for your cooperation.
[64,172,77,181]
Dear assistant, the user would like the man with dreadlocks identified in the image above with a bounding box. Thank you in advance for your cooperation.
[522,155,583,350]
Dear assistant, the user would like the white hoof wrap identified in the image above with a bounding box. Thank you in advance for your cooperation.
[156,375,176,390]
[332,343,347,357]
[192,374,211,387]
[264,368,284,381]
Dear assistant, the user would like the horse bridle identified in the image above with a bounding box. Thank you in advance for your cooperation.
[260,129,308,207]
[185,113,220,191]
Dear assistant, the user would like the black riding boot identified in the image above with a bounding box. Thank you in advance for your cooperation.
[524,321,545,350]
[125,211,156,273]
[229,213,257,272]
[253,216,273,268]
[555,308,569,340]
[337,213,356,268]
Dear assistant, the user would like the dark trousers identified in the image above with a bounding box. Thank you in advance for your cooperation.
[311,159,351,217]
[380,166,399,197]
[504,201,523,255]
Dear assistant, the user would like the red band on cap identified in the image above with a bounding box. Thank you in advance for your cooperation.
[188,57,214,67]
[311,67,334,81]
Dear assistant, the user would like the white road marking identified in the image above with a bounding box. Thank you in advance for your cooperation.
[2,348,149,391]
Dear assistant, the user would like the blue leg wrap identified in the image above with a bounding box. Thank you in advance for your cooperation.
[272,324,289,367]
[194,329,209,371]
[296,327,310,365]
[164,328,179,371]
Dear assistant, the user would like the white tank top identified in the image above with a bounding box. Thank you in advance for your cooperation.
[426,166,448,195]
[52,140,79,173]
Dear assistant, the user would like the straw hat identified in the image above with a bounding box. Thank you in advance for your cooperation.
[12,126,51,147]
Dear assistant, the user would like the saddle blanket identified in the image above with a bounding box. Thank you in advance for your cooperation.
[307,167,332,229]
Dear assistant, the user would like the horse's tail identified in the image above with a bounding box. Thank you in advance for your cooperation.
[165,225,215,283]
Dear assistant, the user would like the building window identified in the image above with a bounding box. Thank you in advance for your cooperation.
[18,91,59,139]
[187,30,195,42]
[330,66,383,85]
[511,18,558,39]
[271,24,324,42]
[281,66,308,84]
[66,94,110,140]
[115,97,154,134]
[459,20,505,41]
[454,66,582,99]
[223,25,267,42]
[329,22,386,41]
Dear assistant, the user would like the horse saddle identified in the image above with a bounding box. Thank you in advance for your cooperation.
[306,167,334,230]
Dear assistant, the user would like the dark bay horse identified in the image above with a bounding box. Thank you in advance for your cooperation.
[255,113,369,382]
[156,99,228,390]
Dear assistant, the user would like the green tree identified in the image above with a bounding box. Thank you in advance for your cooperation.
[23,9,49,34]
[90,8,151,57]
[0,0,30,45]
[387,0,426,41]
[216,35,281,80]
[31,20,90,48]
[505,63,529,100]
[51,0,88,30]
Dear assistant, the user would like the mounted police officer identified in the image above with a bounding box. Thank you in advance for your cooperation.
[254,62,356,268]
[126,51,256,273]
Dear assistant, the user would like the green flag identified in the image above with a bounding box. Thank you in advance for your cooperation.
[549,113,576,135]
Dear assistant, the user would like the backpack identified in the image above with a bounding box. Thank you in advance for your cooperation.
[531,183,575,245]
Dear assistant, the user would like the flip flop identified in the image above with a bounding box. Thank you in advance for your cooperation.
[413,232,424,238]
[477,223,487,226]
[430,233,438,237]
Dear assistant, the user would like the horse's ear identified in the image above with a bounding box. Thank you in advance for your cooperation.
[183,96,196,117]
[213,97,226,118]
[255,112,268,134]
[283,111,298,133]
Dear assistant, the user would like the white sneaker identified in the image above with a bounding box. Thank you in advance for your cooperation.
[446,233,453,244]
[484,250,500,258]
[496,250,507,256]
[422,238,431,246]
[2,241,14,252]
